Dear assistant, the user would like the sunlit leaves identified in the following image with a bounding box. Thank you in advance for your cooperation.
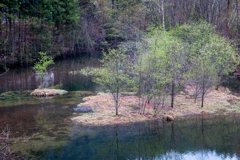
[33,52,54,88]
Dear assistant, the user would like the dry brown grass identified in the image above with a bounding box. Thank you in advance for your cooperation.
[71,87,240,126]
[30,88,68,97]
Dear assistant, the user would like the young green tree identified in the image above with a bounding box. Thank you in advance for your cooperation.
[178,21,238,107]
[93,49,131,115]
[194,36,237,107]
[119,40,151,114]
[147,30,189,108]
[125,29,189,111]
[189,53,219,107]
[33,52,54,89]
[140,49,170,112]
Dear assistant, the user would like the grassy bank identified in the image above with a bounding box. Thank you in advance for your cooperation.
[71,86,240,126]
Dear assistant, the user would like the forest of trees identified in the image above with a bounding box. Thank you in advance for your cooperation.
[0,0,240,70]
[87,21,238,114]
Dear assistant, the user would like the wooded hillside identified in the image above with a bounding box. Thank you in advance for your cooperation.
[0,0,239,69]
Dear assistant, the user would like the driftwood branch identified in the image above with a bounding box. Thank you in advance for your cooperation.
[0,69,9,77]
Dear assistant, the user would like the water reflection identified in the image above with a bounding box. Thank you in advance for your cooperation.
[0,89,95,158]
[32,115,240,160]
[0,57,100,93]
[1,99,240,159]
[1,57,240,159]
[35,71,55,88]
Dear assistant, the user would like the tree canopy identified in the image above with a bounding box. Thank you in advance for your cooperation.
[1,0,240,70]
[93,21,238,110]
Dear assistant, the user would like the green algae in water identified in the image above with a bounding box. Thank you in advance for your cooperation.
[0,90,33,107]
[0,90,94,107]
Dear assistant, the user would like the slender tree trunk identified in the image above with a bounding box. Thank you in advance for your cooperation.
[9,14,12,62]
[194,87,198,103]
[12,16,15,63]
[153,95,156,110]
[138,60,142,111]
[0,15,1,37]
[171,80,175,108]
[218,2,221,24]
[237,0,239,38]
[143,100,147,115]
[72,29,76,55]
[25,20,28,66]
[226,0,230,37]
[173,0,176,25]
[162,0,165,31]
[5,14,8,68]
[0,13,3,65]
[116,100,118,115]
[201,92,205,108]
[185,0,187,22]
[112,0,115,10]
[116,87,119,115]
[19,15,22,66]
[201,83,205,108]
[215,1,218,25]
[162,95,165,108]
[144,11,147,31]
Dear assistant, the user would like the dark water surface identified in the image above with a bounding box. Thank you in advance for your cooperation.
[1,57,240,159]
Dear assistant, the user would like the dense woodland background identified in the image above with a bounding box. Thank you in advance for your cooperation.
[0,0,240,70]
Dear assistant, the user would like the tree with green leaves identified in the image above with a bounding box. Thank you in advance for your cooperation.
[33,52,54,89]
[146,30,189,108]
[189,53,219,107]
[176,21,238,107]
[138,48,170,113]
[123,21,238,109]
[93,49,131,115]
[123,29,189,111]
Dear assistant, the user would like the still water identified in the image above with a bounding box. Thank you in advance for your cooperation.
[1,57,240,160]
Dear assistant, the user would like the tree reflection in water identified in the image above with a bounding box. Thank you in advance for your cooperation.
[55,115,240,160]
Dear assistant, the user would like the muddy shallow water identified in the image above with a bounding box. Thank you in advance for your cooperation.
[1,57,240,159]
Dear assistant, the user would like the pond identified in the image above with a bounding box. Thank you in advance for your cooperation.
[1,57,240,160]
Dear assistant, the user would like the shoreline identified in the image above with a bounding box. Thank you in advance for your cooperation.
[71,86,240,126]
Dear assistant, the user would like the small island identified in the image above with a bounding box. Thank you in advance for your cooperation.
[71,22,239,126]
[71,86,240,126]
[30,88,68,97]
